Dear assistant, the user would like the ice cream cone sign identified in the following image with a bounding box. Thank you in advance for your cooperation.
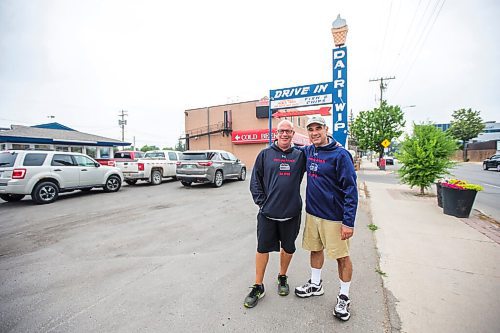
[331,14,348,47]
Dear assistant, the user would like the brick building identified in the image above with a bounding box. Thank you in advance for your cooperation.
[182,98,312,168]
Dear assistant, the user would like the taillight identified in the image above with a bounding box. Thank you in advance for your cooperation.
[197,161,213,167]
[138,163,144,171]
[108,161,116,167]
[12,168,27,179]
[176,161,182,166]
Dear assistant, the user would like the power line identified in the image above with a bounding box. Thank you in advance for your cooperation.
[394,0,446,97]
[374,0,394,76]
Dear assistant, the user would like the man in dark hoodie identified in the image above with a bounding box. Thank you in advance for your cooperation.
[244,119,306,308]
[294,116,358,322]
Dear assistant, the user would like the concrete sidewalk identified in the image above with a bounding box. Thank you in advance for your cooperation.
[359,160,500,333]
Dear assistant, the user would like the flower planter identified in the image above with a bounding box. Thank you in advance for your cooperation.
[441,187,477,218]
[436,182,443,208]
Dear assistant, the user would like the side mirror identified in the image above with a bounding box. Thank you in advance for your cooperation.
[94,162,101,167]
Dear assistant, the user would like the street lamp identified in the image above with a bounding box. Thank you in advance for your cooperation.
[401,105,416,135]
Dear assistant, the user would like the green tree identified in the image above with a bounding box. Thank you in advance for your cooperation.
[175,139,186,152]
[396,123,457,195]
[351,101,405,158]
[162,146,174,150]
[447,108,484,161]
[140,145,160,152]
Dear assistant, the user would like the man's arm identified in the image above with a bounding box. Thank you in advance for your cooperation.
[337,150,358,237]
[250,151,266,207]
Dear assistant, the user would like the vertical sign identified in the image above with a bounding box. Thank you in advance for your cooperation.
[332,47,348,146]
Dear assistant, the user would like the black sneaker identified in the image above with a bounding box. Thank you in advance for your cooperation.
[244,284,265,308]
[333,294,351,321]
[294,279,324,298]
[277,274,289,296]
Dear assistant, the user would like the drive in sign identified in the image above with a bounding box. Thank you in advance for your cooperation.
[270,82,333,110]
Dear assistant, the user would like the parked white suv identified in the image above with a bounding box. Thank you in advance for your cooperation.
[0,150,123,204]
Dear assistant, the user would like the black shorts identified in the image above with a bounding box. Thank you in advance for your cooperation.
[257,212,301,254]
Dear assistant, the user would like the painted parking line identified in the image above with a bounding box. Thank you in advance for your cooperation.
[484,183,500,189]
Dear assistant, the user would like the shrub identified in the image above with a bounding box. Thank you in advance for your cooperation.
[397,123,458,194]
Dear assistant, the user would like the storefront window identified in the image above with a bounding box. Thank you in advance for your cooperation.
[34,144,51,150]
[98,147,112,158]
[12,144,30,150]
[86,147,96,158]
[0,144,6,151]
[71,146,83,153]
[55,146,70,152]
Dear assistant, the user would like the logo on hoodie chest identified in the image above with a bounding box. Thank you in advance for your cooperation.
[274,156,295,177]
[307,156,326,178]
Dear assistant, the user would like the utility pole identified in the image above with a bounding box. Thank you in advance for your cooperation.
[369,76,395,106]
[118,110,128,144]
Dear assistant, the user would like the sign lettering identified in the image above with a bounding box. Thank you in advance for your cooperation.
[332,46,348,146]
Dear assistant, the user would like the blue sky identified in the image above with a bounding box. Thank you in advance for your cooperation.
[1,0,498,147]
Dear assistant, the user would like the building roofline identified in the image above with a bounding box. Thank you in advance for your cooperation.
[185,99,260,112]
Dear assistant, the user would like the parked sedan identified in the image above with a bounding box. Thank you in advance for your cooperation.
[482,154,500,171]
[176,150,246,187]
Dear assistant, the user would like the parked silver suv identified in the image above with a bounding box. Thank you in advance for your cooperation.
[0,150,123,204]
[176,150,246,187]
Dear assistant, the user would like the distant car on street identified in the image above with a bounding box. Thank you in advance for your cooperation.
[383,156,395,165]
[176,150,246,187]
[482,154,500,171]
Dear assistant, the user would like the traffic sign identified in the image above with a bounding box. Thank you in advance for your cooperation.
[381,139,391,148]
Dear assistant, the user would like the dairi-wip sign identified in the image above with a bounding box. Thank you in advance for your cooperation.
[332,47,348,146]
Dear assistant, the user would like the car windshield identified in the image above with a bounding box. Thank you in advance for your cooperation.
[144,152,165,158]
[0,152,17,167]
[114,152,132,159]
[181,152,216,160]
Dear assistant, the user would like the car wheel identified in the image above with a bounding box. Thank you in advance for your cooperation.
[151,170,162,185]
[483,163,488,170]
[238,168,246,181]
[104,175,122,192]
[497,165,500,172]
[213,170,223,188]
[125,180,137,185]
[80,187,93,192]
[32,181,59,204]
[181,181,192,187]
[0,194,25,202]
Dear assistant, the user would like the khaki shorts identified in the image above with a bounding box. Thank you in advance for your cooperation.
[302,213,350,259]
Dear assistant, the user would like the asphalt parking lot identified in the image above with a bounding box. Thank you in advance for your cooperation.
[0,178,389,332]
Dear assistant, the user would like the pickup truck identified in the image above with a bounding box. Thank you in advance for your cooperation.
[117,150,181,185]
[95,150,145,167]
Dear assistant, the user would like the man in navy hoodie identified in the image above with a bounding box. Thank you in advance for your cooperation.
[244,120,306,308]
[294,116,358,321]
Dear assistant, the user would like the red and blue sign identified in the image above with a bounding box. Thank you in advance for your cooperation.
[332,47,348,146]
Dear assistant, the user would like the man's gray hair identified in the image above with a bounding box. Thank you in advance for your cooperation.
[277,119,294,130]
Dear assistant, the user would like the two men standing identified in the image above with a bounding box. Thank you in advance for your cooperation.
[245,116,358,322]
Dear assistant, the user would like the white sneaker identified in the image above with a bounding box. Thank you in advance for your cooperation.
[294,279,324,298]
[334,294,351,321]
